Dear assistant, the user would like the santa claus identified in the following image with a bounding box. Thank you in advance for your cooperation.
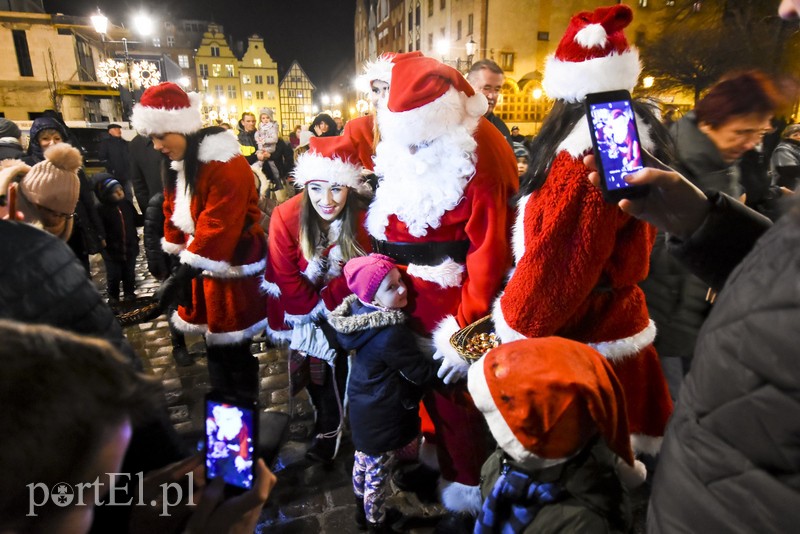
[492,4,673,463]
[368,52,518,519]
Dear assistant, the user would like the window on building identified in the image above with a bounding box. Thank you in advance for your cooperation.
[199,63,208,77]
[13,30,33,77]
[639,0,648,6]
[152,37,161,47]
[212,64,221,77]
[255,75,263,84]
[468,14,474,35]
[440,0,446,10]
[178,54,190,68]
[226,64,235,77]
[537,31,549,41]
[211,45,220,57]
[500,52,515,71]
[256,91,264,99]
[428,0,433,17]
[242,74,251,84]
[244,90,253,99]
[228,85,236,99]
[408,10,413,29]
[267,75,275,85]
[267,91,275,99]
[167,36,175,47]
[416,35,421,51]
[254,58,262,67]
[215,84,224,98]
[457,20,462,40]
[428,33,433,49]
[416,1,421,25]
[440,27,445,37]
[164,21,174,30]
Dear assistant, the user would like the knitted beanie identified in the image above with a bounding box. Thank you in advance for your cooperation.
[0,118,21,139]
[343,253,397,303]
[19,143,82,215]
[95,174,122,200]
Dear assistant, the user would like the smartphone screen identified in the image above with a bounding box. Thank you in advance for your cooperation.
[587,95,644,195]
[205,396,256,490]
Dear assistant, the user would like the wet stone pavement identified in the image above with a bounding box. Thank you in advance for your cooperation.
[90,245,649,533]
[89,249,444,533]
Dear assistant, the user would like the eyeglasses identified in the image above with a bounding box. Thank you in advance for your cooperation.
[36,204,75,219]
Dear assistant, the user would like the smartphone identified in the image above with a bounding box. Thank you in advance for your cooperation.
[204,391,258,493]
[585,90,649,202]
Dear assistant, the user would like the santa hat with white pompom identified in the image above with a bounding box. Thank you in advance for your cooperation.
[543,4,641,103]
[131,81,203,136]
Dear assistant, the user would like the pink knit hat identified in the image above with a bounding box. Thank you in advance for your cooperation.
[344,254,396,303]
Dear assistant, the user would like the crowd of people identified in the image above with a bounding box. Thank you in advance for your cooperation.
[2,0,800,532]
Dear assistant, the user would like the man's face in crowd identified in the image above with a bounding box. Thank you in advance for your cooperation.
[470,68,504,115]
[108,127,122,138]
[242,114,256,132]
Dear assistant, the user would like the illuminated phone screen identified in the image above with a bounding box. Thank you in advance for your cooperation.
[205,400,255,489]
[588,99,643,190]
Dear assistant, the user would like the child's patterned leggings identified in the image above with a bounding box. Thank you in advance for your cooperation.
[352,438,419,524]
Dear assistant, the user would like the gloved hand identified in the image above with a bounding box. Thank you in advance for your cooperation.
[289,321,336,362]
[155,263,201,311]
[433,349,470,385]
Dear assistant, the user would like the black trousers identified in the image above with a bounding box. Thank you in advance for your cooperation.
[104,255,137,298]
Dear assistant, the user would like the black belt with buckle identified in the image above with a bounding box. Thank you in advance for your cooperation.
[371,238,470,266]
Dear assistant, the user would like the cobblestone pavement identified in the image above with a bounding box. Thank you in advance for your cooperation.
[90,247,648,533]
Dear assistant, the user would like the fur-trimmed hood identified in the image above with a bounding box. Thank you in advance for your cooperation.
[328,294,407,351]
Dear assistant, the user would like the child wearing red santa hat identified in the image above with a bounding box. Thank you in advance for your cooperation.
[468,337,643,533]
[492,4,673,463]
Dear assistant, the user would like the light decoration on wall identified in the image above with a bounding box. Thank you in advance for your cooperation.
[130,60,161,88]
[96,58,128,88]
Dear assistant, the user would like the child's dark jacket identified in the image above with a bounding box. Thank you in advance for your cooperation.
[328,294,439,454]
[97,198,141,262]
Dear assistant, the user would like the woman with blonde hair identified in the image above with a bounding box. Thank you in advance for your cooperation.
[264,135,371,463]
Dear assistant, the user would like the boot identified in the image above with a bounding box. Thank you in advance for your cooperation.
[354,496,367,530]
[434,512,475,534]
[392,462,440,503]
[205,345,230,393]
[171,331,193,367]
[225,341,259,401]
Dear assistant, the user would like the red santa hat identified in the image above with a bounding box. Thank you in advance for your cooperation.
[542,4,640,103]
[376,53,487,145]
[131,82,203,136]
[467,337,635,466]
[292,135,368,192]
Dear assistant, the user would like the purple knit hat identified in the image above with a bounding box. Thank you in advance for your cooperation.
[344,253,397,303]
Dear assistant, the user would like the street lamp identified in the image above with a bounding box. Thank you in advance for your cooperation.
[436,39,451,61]
[465,37,477,69]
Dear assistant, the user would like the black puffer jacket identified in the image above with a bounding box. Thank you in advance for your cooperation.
[143,192,171,280]
[0,220,137,365]
[648,208,800,533]
[328,294,440,455]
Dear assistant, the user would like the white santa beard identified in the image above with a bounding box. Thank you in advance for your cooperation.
[368,129,477,238]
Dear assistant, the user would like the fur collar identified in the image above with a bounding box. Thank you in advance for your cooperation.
[327,294,406,333]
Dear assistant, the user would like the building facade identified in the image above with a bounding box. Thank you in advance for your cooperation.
[239,34,281,128]
[279,61,315,137]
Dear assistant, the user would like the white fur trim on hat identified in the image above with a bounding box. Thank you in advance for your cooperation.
[468,354,534,463]
[542,48,640,103]
[407,258,464,288]
[132,92,203,136]
[631,433,662,456]
[356,55,395,93]
[292,151,364,190]
[439,480,483,515]
[574,23,609,49]
[378,87,483,148]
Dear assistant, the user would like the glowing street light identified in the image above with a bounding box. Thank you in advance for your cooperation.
[436,39,451,60]
[321,94,331,106]
[91,12,108,35]
[532,88,543,100]
[642,76,655,89]
[134,13,154,36]
[333,94,343,106]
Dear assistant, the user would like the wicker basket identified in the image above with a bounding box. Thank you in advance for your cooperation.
[449,315,499,363]
[113,297,163,327]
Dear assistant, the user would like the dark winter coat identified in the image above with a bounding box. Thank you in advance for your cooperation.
[486,112,512,144]
[99,135,131,182]
[770,137,800,189]
[238,128,259,165]
[328,294,439,455]
[128,134,165,213]
[648,206,800,533]
[143,192,172,280]
[97,197,141,262]
[480,440,631,534]
[0,219,137,365]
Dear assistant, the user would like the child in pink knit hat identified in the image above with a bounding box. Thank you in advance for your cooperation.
[328,253,441,531]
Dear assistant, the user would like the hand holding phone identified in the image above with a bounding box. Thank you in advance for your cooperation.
[205,392,258,494]
[585,90,649,202]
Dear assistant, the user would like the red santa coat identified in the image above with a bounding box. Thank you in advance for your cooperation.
[494,117,673,453]
[263,194,372,342]
[368,117,517,501]
[342,115,375,171]
[162,131,268,346]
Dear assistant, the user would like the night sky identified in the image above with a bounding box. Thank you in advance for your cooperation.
[41,0,357,94]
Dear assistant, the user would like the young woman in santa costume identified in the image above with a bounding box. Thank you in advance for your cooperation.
[132,82,268,401]
[263,135,372,462]
[492,4,673,473]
